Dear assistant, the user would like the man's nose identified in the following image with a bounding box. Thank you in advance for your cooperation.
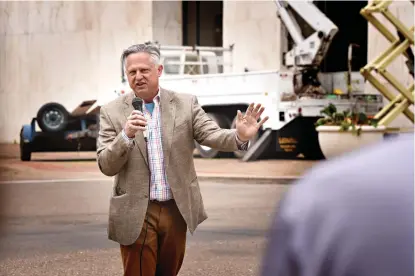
[135,72,143,80]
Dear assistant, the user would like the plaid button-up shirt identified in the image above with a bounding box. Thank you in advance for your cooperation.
[122,91,172,201]
[122,91,249,201]
[142,93,173,201]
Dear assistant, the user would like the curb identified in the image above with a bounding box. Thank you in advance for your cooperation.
[197,175,301,185]
[0,176,301,185]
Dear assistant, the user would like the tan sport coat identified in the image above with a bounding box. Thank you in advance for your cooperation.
[97,88,240,246]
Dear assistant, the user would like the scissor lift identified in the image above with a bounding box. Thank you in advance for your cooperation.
[360,0,414,128]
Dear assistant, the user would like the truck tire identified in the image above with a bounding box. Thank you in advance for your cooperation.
[230,113,262,159]
[36,102,69,132]
[194,113,232,158]
[20,128,31,161]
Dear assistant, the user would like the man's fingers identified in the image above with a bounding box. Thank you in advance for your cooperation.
[128,114,146,121]
[250,104,261,119]
[130,119,147,126]
[246,103,263,118]
[131,110,143,116]
[253,103,261,114]
[255,107,265,120]
[128,123,141,129]
[237,110,243,121]
[128,124,146,131]
[257,116,269,127]
[245,103,254,117]
[125,112,147,137]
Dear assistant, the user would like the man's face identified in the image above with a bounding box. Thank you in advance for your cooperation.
[125,52,163,101]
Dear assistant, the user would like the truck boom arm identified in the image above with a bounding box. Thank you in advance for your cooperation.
[274,0,338,68]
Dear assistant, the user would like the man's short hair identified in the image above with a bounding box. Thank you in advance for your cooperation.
[121,42,161,67]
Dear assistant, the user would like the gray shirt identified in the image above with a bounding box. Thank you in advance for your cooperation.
[261,134,414,276]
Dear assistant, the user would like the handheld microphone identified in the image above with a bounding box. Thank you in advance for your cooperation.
[131,97,148,142]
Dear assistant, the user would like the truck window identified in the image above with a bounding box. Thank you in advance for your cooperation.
[184,55,209,75]
[163,57,180,75]
[163,57,181,74]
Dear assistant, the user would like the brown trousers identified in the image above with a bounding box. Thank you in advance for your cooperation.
[120,199,187,276]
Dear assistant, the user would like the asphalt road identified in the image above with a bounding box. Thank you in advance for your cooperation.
[0,180,288,276]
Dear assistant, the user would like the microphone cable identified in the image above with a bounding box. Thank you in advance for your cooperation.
[139,136,150,276]
[131,97,150,276]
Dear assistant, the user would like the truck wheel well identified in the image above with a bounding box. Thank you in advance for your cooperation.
[201,104,249,123]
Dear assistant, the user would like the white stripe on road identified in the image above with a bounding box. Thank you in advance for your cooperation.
[0,178,112,184]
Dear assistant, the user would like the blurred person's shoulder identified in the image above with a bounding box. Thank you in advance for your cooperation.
[281,133,414,225]
[262,133,414,276]
[291,133,413,196]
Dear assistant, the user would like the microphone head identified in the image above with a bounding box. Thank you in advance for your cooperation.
[132,97,143,112]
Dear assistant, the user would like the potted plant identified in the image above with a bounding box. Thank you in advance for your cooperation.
[315,103,386,159]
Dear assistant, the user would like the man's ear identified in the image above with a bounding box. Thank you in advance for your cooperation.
[157,65,164,77]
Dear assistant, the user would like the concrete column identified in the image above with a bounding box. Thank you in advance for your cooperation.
[223,0,283,73]
[152,1,182,45]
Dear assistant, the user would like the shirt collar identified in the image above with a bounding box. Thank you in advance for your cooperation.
[133,88,160,105]
[144,88,160,104]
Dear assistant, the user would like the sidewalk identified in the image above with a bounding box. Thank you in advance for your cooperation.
[0,144,319,183]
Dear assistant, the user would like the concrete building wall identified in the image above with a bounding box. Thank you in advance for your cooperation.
[0,1,181,143]
[365,0,414,128]
[223,0,283,73]
[152,1,182,45]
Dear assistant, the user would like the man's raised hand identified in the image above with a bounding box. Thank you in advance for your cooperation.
[235,103,269,142]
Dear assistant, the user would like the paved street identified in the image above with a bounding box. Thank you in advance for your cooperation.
[0,179,289,276]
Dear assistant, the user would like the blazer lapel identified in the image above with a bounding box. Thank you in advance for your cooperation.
[160,88,176,169]
[123,92,148,165]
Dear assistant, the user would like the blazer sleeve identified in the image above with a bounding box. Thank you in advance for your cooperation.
[96,106,133,176]
[191,95,239,152]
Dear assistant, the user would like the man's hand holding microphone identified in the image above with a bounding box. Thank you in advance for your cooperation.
[124,110,147,139]
[124,98,149,142]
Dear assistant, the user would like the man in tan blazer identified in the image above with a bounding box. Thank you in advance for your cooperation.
[97,42,268,276]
